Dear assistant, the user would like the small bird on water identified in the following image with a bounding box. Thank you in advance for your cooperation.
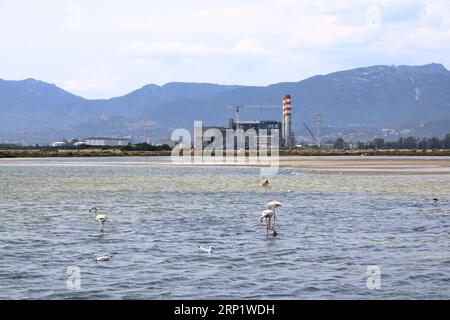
[94,255,113,262]
[258,178,271,192]
[89,206,108,235]
[198,245,214,254]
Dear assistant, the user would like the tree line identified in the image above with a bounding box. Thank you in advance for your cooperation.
[0,142,172,151]
[331,134,450,150]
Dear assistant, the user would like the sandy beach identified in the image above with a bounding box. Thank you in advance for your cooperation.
[1,155,450,175]
[154,156,450,175]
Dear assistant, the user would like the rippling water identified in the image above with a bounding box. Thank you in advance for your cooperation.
[0,157,449,299]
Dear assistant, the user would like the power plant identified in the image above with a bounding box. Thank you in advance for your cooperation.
[199,94,295,149]
[221,95,294,149]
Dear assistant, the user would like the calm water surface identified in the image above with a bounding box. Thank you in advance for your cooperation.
[0,157,449,299]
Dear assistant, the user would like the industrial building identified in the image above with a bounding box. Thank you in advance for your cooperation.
[167,94,294,150]
[223,95,293,149]
[51,141,67,147]
[200,121,281,149]
[228,119,282,148]
[84,137,132,146]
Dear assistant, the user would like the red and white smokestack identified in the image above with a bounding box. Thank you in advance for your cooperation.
[283,95,292,149]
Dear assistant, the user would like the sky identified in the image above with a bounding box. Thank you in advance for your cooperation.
[1,0,450,99]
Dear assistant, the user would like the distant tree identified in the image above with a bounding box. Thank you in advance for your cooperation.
[356,141,367,149]
[334,138,345,150]
[373,138,385,149]
[397,137,404,149]
[122,142,133,151]
[443,134,450,149]
[404,136,418,149]
[427,137,442,149]
[418,138,427,149]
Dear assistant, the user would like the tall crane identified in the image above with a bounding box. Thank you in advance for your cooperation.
[225,104,280,123]
[303,122,317,144]
[225,105,244,124]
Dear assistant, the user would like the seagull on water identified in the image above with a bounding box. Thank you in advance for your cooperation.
[94,255,113,262]
[260,209,277,237]
[89,206,108,235]
[198,245,214,254]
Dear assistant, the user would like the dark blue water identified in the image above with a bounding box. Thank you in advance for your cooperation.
[0,157,449,299]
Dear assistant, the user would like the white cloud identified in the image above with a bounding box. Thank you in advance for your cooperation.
[121,38,268,58]
[1,0,450,98]
[422,1,450,27]
[121,41,227,56]
[63,66,119,97]
[233,37,267,54]
[288,15,377,49]
[121,5,275,35]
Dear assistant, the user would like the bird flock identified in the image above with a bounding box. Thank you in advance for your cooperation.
[87,177,284,261]
[258,178,284,238]
[261,200,283,238]
[89,206,111,262]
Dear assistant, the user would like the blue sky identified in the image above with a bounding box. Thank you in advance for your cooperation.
[1,0,449,98]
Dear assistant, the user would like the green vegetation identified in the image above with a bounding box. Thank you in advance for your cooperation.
[121,142,172,152]
[282,149,450,156]
[1,135,450,158]
[0,143,172,158]
[351,134,450,150]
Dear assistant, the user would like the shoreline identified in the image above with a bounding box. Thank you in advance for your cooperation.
[1,148,450,158]
[2,152,450,175]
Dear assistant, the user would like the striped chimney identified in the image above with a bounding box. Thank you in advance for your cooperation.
[283,95,292,149]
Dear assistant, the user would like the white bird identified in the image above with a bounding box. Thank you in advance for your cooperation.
[266,201,283,225]
[89,206,108,235]
[260,209,274,224]
[267,201,283,209]
[258,178,271,191]
[260,209,277,237]
[198,245,214,254]
[94,255,113,262]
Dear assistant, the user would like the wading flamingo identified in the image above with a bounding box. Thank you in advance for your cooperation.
[266,201,283,226]
[89,206,108,235]
[260,209,277,237]
[258,178,271,192]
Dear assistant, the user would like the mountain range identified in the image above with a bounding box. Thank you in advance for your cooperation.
[1,63,450,144]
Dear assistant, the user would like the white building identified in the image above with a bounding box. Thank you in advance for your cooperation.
[84,137,132,146]
[51,141,67,147]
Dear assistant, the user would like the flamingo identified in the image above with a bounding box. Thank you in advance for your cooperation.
[198,245,214,254]
[266,201,283,226]
[260,209,277,237]
[258,178,271,192]
[89,206,108,235]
